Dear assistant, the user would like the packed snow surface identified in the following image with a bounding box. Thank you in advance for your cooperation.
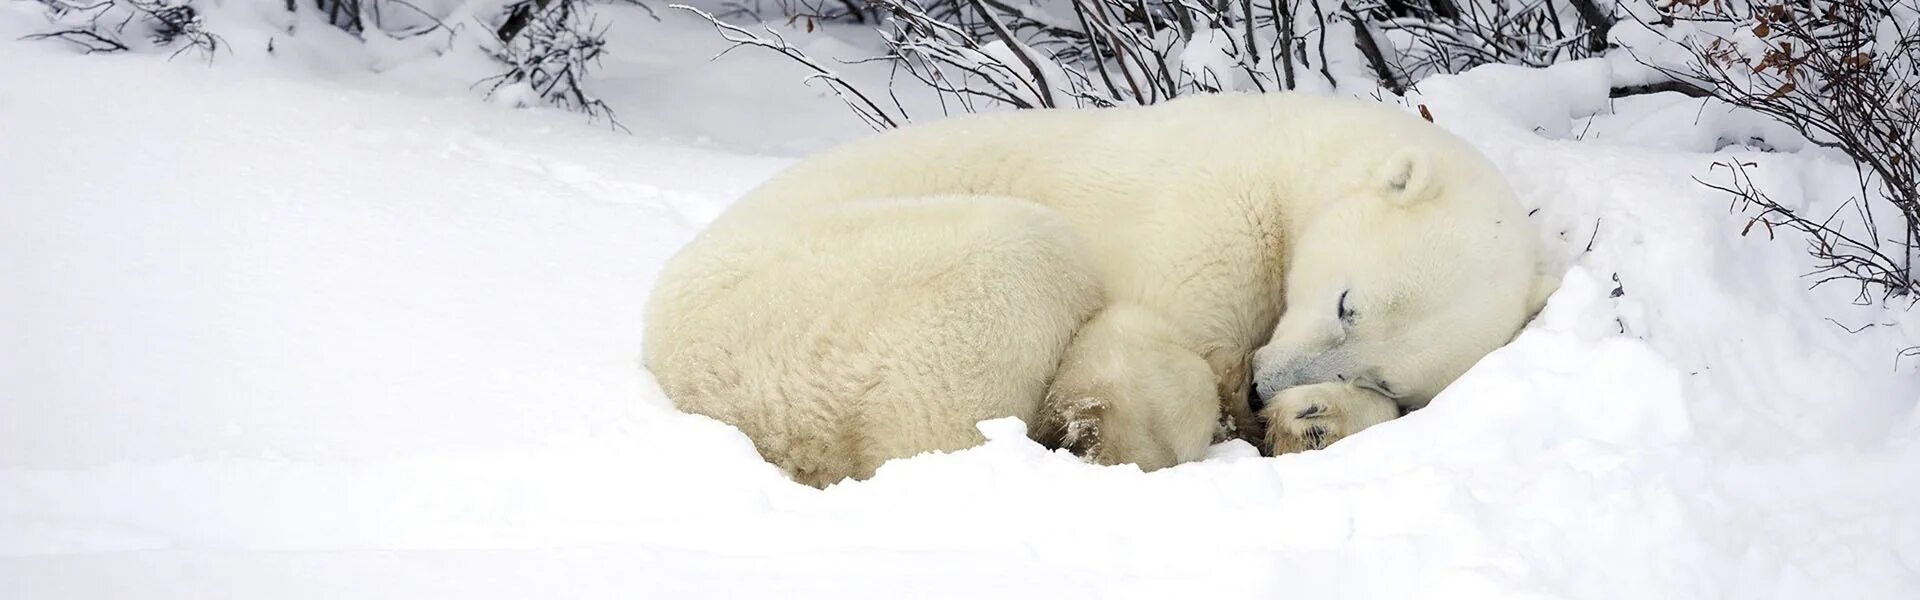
[3,5,1919,598]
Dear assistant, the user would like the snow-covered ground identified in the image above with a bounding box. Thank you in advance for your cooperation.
[3,3,1919,598]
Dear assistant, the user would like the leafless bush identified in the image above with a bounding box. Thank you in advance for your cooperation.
[686,0,1330,121]
[1703,160,1919,304]
[300,0,468,38]
[304,0,368,33]
[1359,0,1614,86]
[679,4,907,127]
[26,0,635,122]
[319,0,637,123]
[25,0,222,59]
[682,0,1619,127]
[872,0,1331,108]
[716,0,877,22]
[1644,0,1920,303]
[481,0,626,127]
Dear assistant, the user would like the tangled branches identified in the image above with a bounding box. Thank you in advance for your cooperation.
[679,4,907,128]
[683,0,1620,127]
[24,0,631,122]
[24,0,222,59]
[1357,0,1612,84]
[864,0,1355,109]
[482,0,624,127]
[1703,160,1919,304]
[1649,0,1920,303]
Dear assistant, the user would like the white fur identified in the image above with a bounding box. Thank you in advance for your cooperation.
[1248,122,1553,452]
[1034,303,1218,472]
[645,195,1102,487]
[645,92,1545,486]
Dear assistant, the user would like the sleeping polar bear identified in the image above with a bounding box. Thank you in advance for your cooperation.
[643,92,1554,487]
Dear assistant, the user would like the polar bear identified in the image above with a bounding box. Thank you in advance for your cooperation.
[1031,303,1219,472]
[644,91,1549,487]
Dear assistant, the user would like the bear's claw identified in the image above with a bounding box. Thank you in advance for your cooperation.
[1301,425,1327,449]
[1258,382,1400,455]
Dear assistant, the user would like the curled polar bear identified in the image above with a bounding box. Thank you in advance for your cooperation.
[644,92,1551,487]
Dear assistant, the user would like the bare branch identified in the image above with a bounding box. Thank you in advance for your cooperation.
[673,4,902,129]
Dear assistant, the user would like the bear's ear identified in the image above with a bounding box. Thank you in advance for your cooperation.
[1375,148,1440,206]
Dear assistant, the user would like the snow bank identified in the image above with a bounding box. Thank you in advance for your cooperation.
[2,6,1918,599]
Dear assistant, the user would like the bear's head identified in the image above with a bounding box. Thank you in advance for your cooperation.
[1250,146,1555,414]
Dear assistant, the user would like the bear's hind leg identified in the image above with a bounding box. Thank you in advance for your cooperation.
[1034,303,1219,472]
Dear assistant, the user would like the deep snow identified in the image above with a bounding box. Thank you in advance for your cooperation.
[3,3,1919,598]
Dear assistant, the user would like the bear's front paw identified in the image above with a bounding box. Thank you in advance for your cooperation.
[1259,383,1400,455]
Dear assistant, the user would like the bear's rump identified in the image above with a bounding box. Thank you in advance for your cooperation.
[652,195,1103,486]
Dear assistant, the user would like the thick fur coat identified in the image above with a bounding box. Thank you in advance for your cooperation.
[644,92,1551,487]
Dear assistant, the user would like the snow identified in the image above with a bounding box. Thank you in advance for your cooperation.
[3,2,1919,598]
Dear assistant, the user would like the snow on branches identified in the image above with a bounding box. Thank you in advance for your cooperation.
[482,0,625,128]
[24,0,221,59]
[679,0,1618,125]
[1641,0,1920,303]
